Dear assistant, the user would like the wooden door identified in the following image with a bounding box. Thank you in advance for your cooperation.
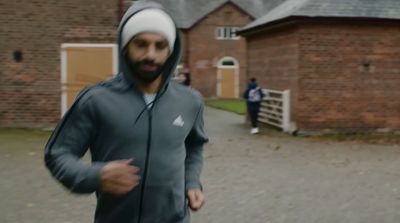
[61,45,116,115]
[218,68,236,98]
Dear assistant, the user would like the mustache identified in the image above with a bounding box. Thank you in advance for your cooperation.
[135,59,162,67]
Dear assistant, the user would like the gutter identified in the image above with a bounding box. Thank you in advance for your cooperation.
[238,15,400,37]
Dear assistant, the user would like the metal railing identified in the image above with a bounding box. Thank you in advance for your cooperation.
[258,89,293,133]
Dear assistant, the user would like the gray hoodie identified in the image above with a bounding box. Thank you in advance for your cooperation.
[44,2,208,223]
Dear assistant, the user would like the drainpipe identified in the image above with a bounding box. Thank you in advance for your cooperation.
[118,0,138,22]
[118,0,124,22]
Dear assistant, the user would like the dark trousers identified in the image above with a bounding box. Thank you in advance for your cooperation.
[249,111,259,128]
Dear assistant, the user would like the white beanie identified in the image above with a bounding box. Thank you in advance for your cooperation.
[122,8,176,52]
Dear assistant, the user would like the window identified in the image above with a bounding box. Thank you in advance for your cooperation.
[222,60,235,66]
[216,27,240,40]
[218,57,238,67]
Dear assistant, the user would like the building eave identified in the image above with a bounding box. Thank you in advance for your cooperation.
[238,16,400,37]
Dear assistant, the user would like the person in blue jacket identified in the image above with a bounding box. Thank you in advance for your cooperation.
[244,78,265,134]
[44,2,208,223]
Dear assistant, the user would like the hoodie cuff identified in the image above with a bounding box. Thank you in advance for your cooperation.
[85,162,106,192]
[185,181,203,192]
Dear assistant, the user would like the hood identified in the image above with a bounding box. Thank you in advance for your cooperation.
[117,1,182,92]
[248,81,258,89]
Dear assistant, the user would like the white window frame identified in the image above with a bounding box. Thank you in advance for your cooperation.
[215,27,240,40]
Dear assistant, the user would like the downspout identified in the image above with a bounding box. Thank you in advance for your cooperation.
[118,0,124,22]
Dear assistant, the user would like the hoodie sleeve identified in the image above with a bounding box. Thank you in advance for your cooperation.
[184,102,208,191]
[44,89,105,194]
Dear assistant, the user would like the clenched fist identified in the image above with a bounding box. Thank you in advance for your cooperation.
[100,159,140,196]
[187,189,205,211]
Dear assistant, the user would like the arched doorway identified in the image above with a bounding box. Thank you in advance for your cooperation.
[217,57,239,98]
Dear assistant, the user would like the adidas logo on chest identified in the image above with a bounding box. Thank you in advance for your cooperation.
[172,115,184,127]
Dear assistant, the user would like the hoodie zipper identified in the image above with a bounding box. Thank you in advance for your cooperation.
[137,109,152,223]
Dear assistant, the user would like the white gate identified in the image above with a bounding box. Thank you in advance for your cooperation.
[258,89,295,133]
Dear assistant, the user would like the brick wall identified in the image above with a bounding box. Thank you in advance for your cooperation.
[297,20,400,131]
[185,2,252,97]
[246,25,300,122]
[246,19,400,132]
[0,0,118,127]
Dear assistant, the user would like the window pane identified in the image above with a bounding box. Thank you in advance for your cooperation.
[231,28,237,38]
[222,60,235,66]
[216,27,223,39]
[224,27,229,39]
[227,27,232,38]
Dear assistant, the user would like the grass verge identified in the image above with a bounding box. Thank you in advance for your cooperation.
[205,99,246,115]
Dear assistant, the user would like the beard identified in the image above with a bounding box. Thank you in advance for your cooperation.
[127,58,164,84]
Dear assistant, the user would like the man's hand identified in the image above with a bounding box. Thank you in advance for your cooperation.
[187,189,205,211]
[100,159,140,196]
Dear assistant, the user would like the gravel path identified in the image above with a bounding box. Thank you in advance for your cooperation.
[1,107,400,223]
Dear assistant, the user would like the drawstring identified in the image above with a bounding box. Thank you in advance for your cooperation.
[134,101,155,124]
[133,85,168,125]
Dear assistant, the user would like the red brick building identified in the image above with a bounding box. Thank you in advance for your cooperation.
[180,3,251,98]
[0,0,119,127]
[147,0,283,98]
[0,0,282,127]
[239,0,400,132]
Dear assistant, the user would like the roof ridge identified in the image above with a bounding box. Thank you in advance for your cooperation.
[140,0,288,29]
[241,0,311,31]
[240,0,400,34]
